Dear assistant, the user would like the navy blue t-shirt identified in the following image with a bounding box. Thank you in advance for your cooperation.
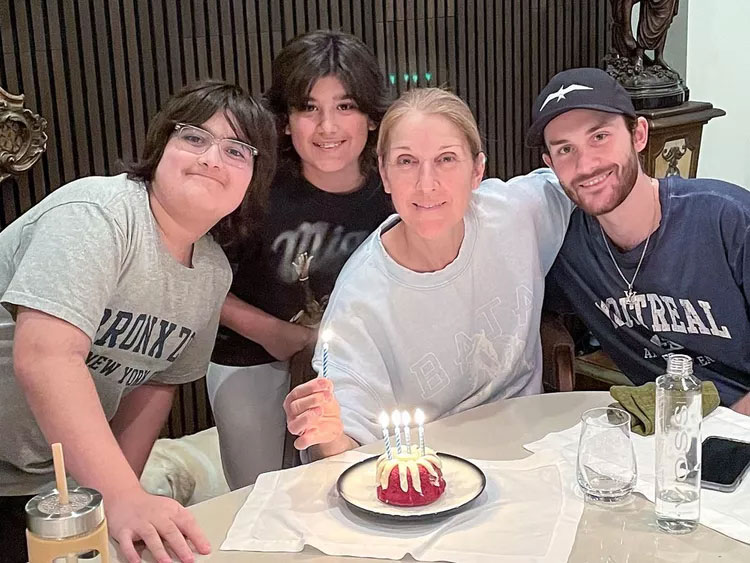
[549,175,750,405]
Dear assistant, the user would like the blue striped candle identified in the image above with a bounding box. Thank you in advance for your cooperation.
[391,410,403,455]
[379,412,393,460]
[415,408,426,456]
[402,410,412,451]
[322,342,329,379]
[321,329,332,379]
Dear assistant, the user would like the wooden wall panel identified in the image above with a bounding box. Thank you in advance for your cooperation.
[0,0,611,436]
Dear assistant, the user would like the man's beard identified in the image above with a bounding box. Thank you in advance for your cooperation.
[561,148,639,216]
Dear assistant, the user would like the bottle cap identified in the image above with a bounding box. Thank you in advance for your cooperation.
[25,486,104,539]
[666,353,694,377]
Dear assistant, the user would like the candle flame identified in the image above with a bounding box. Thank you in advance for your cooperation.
[391,410,401,426]
[414,408,425,425]
[379,411,390,428]
[402,410,411,425]
[321,328,333,342]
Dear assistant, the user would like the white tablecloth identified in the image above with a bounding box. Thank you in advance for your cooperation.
[222,450,584,562]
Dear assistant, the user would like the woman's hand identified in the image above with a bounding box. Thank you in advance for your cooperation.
[283,378,344,449]
[108,487,211,563]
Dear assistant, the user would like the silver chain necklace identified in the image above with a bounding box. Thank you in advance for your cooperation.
[599,180,659,308]
[600,223,651,307]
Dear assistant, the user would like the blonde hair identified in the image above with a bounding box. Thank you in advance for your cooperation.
[377,88,483,159]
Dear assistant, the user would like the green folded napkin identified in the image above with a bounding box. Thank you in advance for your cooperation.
[610,381,720,436]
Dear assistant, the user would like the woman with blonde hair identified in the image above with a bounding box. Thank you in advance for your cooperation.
[283,87,573,459]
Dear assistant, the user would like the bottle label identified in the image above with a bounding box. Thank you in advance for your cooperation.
[674,408,689,481]
[672,404,693,482]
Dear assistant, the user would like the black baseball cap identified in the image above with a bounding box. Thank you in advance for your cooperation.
[526,67,636,148]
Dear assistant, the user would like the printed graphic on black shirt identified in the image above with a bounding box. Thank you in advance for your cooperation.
[212,169,393,366]
[272,221,371,284]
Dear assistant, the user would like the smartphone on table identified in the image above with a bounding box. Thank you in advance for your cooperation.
[701,436,750,493]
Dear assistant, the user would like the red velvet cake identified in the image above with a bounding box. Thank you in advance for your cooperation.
[375,445,446,507]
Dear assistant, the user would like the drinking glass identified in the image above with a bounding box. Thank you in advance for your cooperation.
[576,407,637,504]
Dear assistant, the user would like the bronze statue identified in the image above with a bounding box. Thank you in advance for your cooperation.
[606,0,688,109]
[611,0,679,73]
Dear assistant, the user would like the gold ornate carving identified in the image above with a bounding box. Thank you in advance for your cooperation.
[662,144,687,177]
[0,86,48,183]
[653,137,693,178]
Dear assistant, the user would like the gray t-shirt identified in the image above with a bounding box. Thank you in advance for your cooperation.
[0,174,231,495]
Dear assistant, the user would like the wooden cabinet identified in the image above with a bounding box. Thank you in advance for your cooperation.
[639,101,725,179]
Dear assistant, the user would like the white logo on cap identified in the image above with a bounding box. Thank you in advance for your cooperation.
[540,84,593,111]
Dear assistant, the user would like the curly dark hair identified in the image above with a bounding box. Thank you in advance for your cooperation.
[123,80,277,250]
[264,29,389,177]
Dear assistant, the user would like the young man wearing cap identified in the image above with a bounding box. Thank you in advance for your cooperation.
[528,67,750,415]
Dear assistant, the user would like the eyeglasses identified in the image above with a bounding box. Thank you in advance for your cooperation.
[173,123,258,168]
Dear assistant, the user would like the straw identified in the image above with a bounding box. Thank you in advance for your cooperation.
[51,442,69,505]
[52,443,79,562]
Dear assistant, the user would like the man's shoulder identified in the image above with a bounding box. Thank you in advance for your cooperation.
[668,176,750,206]
[665,176,750,229]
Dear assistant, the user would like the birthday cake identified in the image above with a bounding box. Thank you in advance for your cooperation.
[375,445,446,507]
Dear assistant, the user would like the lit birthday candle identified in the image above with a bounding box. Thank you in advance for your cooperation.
[415,408,426,455]
[391,410,403,454]
[402,410,412,452]
[379,412,393,460]
[321,329,332,379]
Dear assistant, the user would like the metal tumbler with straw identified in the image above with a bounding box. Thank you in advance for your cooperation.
[25,443,110,562]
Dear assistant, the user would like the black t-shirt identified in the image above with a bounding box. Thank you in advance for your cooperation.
[212,165,393,366]
[548,176,750,405]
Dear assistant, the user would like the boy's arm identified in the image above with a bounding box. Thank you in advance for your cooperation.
[110,383,176,478]
[13,307,141,498]
[13,306,209,563]
[220,292,314,361]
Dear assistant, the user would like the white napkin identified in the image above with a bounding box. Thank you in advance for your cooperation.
[222,450,584,562]
[524,406,750,544]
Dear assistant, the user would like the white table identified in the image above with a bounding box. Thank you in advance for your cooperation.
[113,391,750,562]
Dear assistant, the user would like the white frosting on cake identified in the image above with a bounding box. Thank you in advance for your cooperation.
[375,445,442,493]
